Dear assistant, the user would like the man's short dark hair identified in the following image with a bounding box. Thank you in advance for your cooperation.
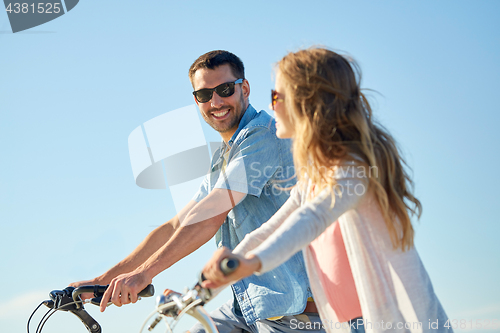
[189,50,245,86]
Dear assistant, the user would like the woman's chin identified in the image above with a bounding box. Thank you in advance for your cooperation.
[275,121,293,139]
[276,129,292,139]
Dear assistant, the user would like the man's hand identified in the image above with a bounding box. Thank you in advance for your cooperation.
[200,247,262,289]
[99,269,151,312]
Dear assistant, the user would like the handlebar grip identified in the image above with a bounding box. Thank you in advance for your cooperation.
[138,284,155,297]
[94,285,107,294]
[93,284,154,298]
[220,257,239,276]
[73,284,154,304]
[197,257,239,287]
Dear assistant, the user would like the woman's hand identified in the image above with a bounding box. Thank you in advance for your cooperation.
[201,247,262,289]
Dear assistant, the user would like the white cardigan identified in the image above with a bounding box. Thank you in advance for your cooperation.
[233,163,452,333]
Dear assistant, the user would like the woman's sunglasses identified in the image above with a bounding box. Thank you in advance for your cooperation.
[193,79,243,103]
[271,90,284,110]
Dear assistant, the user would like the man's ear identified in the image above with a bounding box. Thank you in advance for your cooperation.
[194,95,199,106]
[242,79,250,99]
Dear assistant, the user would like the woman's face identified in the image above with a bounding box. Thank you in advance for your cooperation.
[271,72,295,139]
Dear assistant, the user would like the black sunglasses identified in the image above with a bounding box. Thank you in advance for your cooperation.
[193,79,244,103]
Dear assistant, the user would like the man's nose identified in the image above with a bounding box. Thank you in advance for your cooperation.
[211,91,224,108]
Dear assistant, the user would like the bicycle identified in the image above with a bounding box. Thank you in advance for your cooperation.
[142,257,239,333]
[27,284,155,333]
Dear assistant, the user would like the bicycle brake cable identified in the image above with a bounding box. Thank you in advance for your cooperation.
[27,301,44,333]
[28,298,86,333]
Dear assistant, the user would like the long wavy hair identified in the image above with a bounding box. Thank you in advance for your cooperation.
[278,47,422,250]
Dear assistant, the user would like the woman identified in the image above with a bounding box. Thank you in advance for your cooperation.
[202,48,451,333]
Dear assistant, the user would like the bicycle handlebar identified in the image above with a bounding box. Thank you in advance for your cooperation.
[29,284,155,333]
[146,257,240,333]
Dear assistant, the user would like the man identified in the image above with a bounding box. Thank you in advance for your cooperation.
[71,50,323,333]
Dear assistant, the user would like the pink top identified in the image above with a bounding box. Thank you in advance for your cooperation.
[236,162,451,332]
[309,221,362,322]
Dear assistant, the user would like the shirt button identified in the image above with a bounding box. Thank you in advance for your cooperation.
[241,296,244,301]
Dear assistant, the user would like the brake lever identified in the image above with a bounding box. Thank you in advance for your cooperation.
[89,296,105,307]
[89,296,143,307]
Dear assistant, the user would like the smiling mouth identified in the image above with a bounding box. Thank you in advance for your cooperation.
[211,109,230,119]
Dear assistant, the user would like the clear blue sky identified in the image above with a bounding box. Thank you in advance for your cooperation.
[1,1,499,332]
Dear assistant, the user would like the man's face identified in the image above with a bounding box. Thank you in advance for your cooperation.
[192,64,249,139]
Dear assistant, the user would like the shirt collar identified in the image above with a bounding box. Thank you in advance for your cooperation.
[227,104,257,147]
[214,105,257,167]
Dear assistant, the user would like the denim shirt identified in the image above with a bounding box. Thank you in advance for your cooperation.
[193,105,312,325]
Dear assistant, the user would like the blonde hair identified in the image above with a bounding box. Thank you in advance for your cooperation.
[278,47,422,251]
